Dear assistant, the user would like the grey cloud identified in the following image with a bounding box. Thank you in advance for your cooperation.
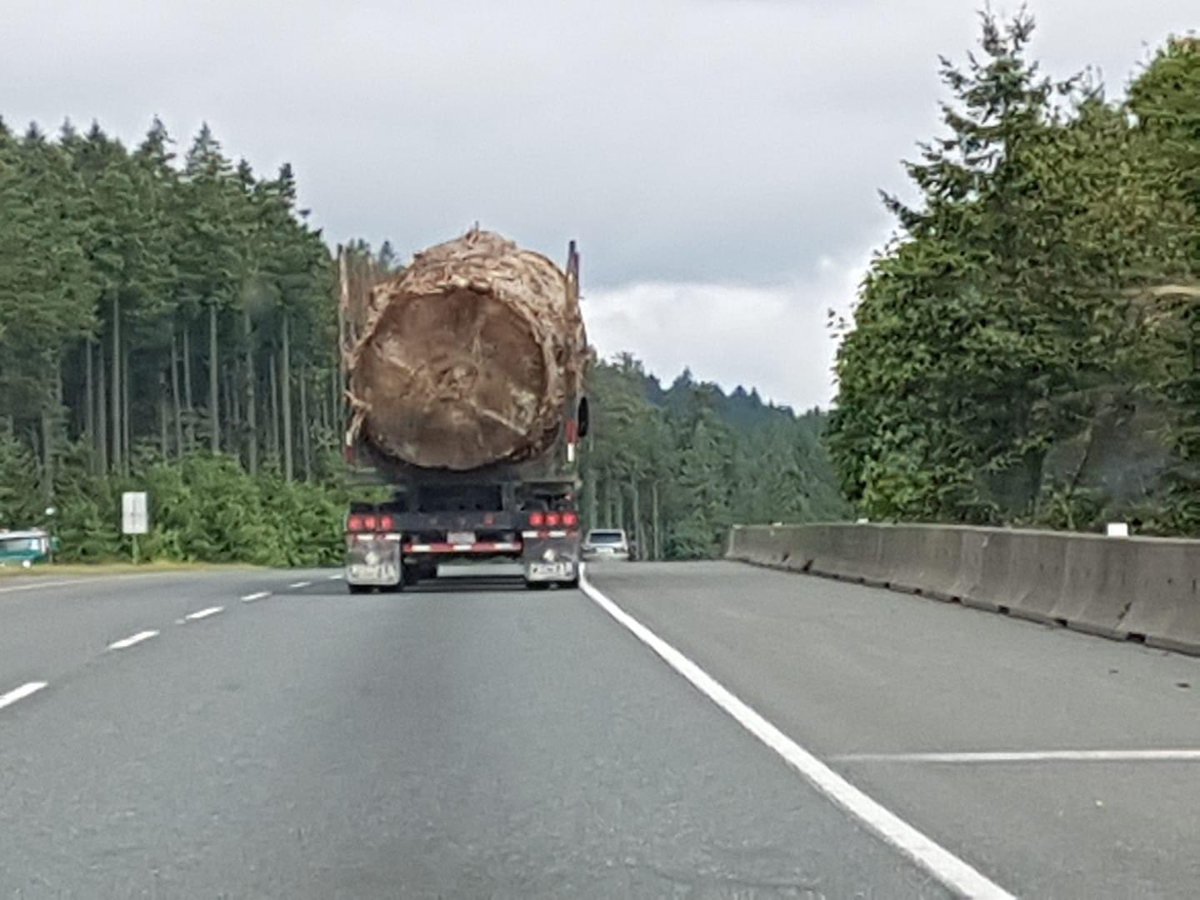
[3,0,1195,403]
[9,4,1192,269]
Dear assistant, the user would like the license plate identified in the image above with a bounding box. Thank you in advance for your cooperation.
[447,531,476,545]
[348,563,399,584]
[529,561,573,580]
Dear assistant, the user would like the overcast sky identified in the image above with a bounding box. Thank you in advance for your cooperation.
[4,1,1195,409]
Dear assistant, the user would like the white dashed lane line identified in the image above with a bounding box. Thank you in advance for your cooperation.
[327,573,343,581]
[108,630,159,651]
[241,591,270,603]
[184,606,224,622]
[0,681,48,711]
[289,581,311,589]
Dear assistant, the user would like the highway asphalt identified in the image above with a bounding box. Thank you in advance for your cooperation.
[592,562,1200,899]
[1,561,1196,897]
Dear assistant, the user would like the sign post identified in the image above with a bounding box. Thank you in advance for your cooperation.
[44,506,58,564]
[122,492,149,564]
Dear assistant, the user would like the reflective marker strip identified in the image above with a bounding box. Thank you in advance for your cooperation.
[404,542,522,553]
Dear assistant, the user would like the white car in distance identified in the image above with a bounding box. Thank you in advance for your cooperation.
[582,529,632,561]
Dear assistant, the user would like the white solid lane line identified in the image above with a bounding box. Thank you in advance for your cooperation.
[0,681,48,711]
[579,574,1015,900]
[840,750,1200,764]
[0,579,89,595]
[108,630,160,651]
[241,591,270,603]
[184,606,224,621]
[289,581,311,589]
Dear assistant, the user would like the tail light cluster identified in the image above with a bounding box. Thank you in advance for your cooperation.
[528,511,580,529]
[347,513,396,533]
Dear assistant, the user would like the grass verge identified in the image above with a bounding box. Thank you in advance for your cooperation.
[0,561,264,579]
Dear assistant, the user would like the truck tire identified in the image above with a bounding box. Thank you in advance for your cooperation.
[347,583,370,595]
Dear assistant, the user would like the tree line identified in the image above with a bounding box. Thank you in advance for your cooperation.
[0,117,368,563]
[828,14,1200,534]
[0,117,346,487]
[581,356,846,560]
[0,117,845,562]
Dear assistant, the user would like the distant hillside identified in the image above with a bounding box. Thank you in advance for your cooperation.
[583,355,848,559]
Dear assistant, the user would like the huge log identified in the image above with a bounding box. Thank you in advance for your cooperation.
[345,229,587,471]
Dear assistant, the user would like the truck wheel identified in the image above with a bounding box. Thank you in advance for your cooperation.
[347,584,370,595]
[525,581,549,591]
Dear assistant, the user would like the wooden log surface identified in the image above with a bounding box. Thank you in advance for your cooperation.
[346,229,587,471]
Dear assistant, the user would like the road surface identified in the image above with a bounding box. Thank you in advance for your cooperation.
[1,561,1197,897]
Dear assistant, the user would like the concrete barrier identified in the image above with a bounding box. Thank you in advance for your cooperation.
[947,529,987,605]
[1121,538,1200,653]
[1005,531,1068,625]
[1053,535,1135,640]
[882,526,963,600]
[727,523,1200,656]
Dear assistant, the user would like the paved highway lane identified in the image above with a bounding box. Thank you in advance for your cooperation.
[0,571,950,899]
[0,569,303,690]
[588,561,1200,899]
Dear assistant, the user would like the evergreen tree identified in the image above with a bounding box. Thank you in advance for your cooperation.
[828,12,1195,526]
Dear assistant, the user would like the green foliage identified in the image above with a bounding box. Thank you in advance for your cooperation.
[0,114,370,565]
[583,356,849,560]
[0,448,347,566]
[1129,37,1200,242]
[0,112,846,565]
[829,12,1199,533]
[0,434,39,525]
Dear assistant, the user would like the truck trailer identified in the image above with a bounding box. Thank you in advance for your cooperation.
[339,228,589,592]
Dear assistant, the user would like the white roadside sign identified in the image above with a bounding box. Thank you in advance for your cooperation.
[122,492,149,535]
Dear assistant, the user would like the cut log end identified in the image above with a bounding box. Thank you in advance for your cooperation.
[347,229,587,471]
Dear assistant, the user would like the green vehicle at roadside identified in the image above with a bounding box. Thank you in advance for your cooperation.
[0,529,58,568]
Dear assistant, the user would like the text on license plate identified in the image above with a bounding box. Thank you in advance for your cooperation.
[529,561,573,579]
[349,563,398,584]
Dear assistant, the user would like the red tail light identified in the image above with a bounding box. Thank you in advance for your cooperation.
[545,512,561,527]
[529,512,545,527]
[363,514,378,531]
[378,515,395,532]
[562,511,579,528]
[347,514,364,532]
